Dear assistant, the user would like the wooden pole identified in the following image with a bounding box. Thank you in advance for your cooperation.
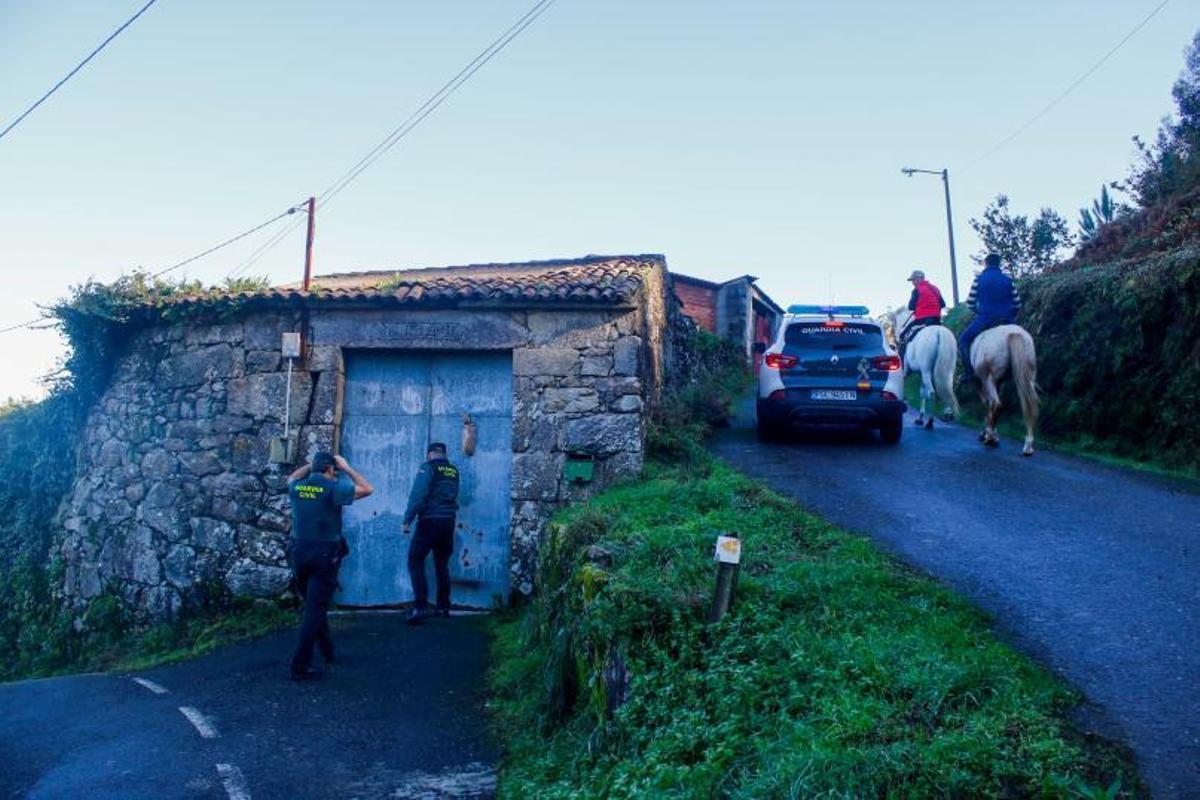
[707,533,741,624]
[302,196,316,291]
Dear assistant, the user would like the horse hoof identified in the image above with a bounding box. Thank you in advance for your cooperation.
[986,439,1000,448]
[913,417,925,427]
[1022,447,1034,457]
[924,418,934,430]
[941,414,954,423]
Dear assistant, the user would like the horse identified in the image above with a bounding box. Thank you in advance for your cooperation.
[969,324,1039,456]
[890,309,960,428]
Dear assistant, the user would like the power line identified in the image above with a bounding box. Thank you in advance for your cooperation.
[0,0,161,143]
[958,0,1169,172]
[151,204,302,278]
[225,0,559,279]
[0,318,48,335]
[0,203,300,336]
[319,0,557,207]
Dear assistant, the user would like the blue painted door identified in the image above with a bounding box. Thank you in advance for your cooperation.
[338,351,513,608]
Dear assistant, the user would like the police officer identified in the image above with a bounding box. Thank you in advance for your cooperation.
[402,442,460,624]
[286,451,373,680]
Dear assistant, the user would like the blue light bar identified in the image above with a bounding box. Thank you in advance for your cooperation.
[787,304,871,317]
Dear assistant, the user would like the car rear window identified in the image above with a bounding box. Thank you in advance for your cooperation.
[784,321,882,350]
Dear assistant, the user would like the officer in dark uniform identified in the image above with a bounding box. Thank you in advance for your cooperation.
[286,451,373,680]
[402,442,460,624]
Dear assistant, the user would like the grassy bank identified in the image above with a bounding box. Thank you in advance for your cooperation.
[4,598,294,682]
[488,458,1136,798]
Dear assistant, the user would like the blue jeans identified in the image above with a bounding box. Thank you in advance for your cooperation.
[959,316,1012,377]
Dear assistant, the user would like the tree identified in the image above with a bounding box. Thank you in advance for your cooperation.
[1127,30,1200,207]
[1078,185,1119,241]
[970,194,1074,278]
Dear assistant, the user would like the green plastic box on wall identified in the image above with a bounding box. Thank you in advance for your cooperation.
[564,452,595,483]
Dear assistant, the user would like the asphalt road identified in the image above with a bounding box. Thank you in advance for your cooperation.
[711,405,1200,798]
[0,613,496,800]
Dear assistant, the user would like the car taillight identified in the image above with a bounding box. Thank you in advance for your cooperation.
[768,389,785,401]
[871,355,902,372]
[881,390,898,401]
[765,353,798,369]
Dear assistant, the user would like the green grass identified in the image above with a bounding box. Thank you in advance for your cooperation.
[2,599,295,682]
[488,458,1139,798]
[903,375,1200,485]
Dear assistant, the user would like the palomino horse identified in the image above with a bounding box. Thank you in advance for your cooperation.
[969,325,1039,456]
[891,309,959,428]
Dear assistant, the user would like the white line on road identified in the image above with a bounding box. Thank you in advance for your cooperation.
[131,677,168,695]
[216,763,251,800]
[178,706,219,739]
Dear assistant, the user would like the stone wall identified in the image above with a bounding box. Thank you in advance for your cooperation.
[59,300,657,620]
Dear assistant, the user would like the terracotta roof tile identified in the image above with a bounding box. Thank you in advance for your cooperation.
[163,255,663,314]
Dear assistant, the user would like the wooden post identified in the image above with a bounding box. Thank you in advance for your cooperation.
[302,196,316,291]
[707,533,741,624]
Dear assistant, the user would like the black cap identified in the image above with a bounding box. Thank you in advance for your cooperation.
[427,442,447,456]
[984,253,1001,268]
[312,451,336,473]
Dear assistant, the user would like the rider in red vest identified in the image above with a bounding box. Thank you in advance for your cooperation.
[898,269,946,358]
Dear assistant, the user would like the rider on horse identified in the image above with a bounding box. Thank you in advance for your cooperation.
[897,269,945,359]
[959,253,1022,386]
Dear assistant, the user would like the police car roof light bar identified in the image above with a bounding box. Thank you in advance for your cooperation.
[787,304,871,318]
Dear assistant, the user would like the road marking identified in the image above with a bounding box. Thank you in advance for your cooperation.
[178,706,219,739]
[131,677,168,695]
[216,763,251,800]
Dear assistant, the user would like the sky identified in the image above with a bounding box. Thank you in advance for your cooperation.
[1,0,1196,400]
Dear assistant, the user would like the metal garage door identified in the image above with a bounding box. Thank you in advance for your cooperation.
[337,350,513,608]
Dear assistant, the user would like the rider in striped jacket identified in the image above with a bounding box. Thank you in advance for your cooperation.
[959,253,1021,385]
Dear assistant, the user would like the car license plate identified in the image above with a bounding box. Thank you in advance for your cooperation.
[811,389,856,401]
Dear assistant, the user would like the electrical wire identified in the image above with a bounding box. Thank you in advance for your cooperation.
[958,0,1169,173]
[150,204,302,278]
[0,203,300,336]
[224,0,558,278]
[0,0,161,143]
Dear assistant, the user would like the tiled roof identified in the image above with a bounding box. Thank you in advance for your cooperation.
[163,255,663,313]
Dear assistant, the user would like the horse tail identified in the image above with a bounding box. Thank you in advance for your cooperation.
[933,328,960,416]
[1008,331,1039,429]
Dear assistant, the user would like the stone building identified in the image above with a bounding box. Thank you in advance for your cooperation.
[671,273,782,365]
[58,255,671,620]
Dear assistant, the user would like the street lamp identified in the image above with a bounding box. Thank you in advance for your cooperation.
[901,166,960,306]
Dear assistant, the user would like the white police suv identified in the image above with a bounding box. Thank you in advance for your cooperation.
[755,305,907,443]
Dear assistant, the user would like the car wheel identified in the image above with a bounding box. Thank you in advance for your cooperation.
[880,416,903,445]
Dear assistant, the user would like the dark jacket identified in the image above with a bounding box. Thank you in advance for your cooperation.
[967,265,1021,320]
[403,458,460,525]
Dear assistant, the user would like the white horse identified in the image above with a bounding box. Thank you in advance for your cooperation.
[969,325,1039,456]
[891,309,960,428]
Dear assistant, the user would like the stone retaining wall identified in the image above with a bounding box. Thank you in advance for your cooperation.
[59,295,664,620]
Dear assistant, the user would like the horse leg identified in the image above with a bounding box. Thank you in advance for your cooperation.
[981,374,1001,447]
[922,371,934,428]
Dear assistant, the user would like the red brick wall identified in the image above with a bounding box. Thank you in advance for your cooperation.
[675,282,718,333]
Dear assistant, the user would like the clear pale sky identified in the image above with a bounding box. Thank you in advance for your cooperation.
[1,0,1195,400]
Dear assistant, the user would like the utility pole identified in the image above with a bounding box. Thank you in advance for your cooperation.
[941,170,960,306]
[302,196,316,291]
[901,167,961,305]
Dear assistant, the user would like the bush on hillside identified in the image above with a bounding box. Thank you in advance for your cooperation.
[1020,245,1200,470]
[648,328,751,468]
